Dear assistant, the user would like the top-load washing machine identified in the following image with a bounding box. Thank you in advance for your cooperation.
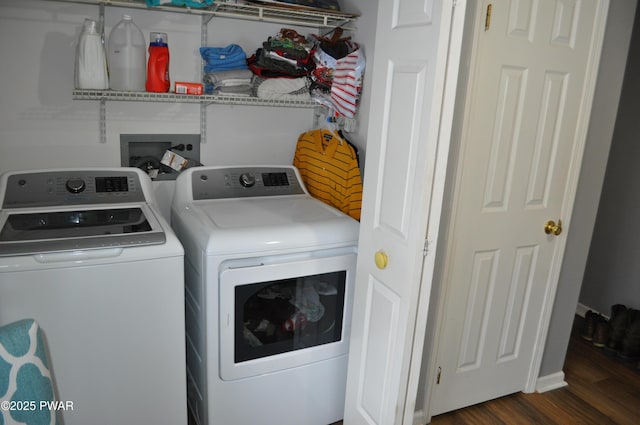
[0,168,187,425]
[170,165,360,425]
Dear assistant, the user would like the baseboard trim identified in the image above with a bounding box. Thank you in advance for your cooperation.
[536,371,568,393]
[576,302,608,319]
[575,302,591,318]
[413,409,427,425]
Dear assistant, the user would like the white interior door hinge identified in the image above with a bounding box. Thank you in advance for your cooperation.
[423,239,429,257]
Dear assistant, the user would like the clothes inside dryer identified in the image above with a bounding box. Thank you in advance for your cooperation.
[235,270,346,362]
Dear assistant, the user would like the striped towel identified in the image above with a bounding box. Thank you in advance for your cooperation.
[330,49,365,118]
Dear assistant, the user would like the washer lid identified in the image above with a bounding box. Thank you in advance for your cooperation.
[0,204,165,256]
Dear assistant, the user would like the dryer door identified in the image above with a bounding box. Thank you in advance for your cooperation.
[219,251,356,381]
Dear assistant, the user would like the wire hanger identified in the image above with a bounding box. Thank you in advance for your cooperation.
[321,109,344,145]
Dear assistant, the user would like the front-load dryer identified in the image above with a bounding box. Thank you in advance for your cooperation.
[0,168,187,425]
[170,165,359,425]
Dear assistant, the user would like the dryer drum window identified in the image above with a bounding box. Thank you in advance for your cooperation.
[234,270,346,363]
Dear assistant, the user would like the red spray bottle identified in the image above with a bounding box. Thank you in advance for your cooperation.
[146,32,170,92]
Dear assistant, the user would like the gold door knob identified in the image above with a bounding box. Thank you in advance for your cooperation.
[544,219,562,236]
[375,251,389,270]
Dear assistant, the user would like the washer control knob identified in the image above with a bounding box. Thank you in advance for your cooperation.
[65,178,86,193]
[239,173,256,188]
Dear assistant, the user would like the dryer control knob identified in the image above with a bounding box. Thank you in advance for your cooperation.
[239,173,256,188]
[65,178,86,194]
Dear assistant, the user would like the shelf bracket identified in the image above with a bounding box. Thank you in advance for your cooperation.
[100,99,107,144]
[202,14,214,26]
[95,2,107,144]
[200,14,209,143]
[200,103,207,144]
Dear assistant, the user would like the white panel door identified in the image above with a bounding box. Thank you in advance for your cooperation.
[429,0,608,415]
[343,0,466,424]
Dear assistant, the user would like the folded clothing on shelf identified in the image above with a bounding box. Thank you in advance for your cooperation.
[214,85,252,97]
[204,69,253,87]
[203,69,253,96]
[253,76,310,101]
[248,28,314,78]
[200,44,249,93]
[200,44,249,72]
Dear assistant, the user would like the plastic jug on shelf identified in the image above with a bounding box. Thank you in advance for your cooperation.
[74,18,109,90]
[108,14,146,91]
[146,32,170,92]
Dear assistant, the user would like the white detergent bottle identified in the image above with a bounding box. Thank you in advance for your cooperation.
[108,14,146,91]
[75,18,109,89]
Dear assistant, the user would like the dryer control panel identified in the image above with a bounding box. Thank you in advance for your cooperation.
[1,169,146,208]
[191,166,306,200]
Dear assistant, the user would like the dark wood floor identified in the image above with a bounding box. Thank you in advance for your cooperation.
[428,315,640,424]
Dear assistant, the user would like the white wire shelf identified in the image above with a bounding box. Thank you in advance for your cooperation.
[46,0,358,29]
[60,0,357,142]
[72,89,319,108]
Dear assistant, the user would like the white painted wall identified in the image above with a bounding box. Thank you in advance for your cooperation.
[578,2,640,317]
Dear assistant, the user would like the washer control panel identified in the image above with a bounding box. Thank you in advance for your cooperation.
[2,170,145,208]
[191,166,305,200]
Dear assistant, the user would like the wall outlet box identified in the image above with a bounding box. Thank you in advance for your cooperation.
[120,134,201,181]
